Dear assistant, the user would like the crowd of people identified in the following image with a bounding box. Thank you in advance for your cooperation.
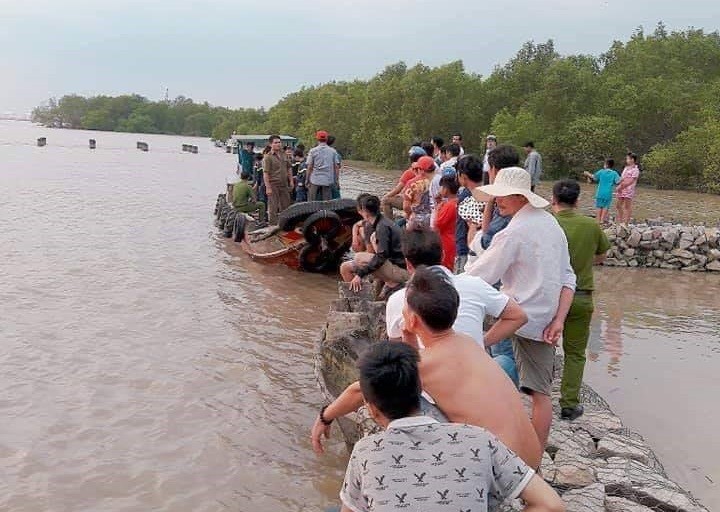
[311,134,634,512]
[232,131,343,225]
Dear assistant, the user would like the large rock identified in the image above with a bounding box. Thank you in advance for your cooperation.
[670,248,694,260]
[661,229,678,245]
[547,422,596,457]
[627,230,642,247]
[597,457,708,512]
[707,260,720,272]
[605,496,656,512]
[553,449,596,487]
[562,483,605,512]
[566,409,623,439]
[596,432,663,472]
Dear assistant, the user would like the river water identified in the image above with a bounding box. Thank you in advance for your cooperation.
[0,121,717,511]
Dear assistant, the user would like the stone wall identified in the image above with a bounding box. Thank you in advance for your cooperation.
[315,283,710,512]
[603,223,720,271]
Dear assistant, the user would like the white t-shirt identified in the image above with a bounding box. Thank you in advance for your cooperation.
[385,266,509,346]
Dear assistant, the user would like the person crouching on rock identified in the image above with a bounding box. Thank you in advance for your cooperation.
[313,267,544,471]
[232,170,267,226]
[340,194,408,300]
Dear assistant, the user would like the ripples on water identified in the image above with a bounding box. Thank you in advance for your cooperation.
[0,122,718,511]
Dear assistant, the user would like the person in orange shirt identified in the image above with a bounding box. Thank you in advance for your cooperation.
[434,174,459,270]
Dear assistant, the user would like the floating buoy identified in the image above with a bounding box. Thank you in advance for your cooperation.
[89,139,96,149]
[37,137,47,147]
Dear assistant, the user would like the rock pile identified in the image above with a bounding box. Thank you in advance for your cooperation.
[604,223,720,271]
[315,283,709,512]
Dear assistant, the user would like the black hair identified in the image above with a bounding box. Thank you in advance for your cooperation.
[245,141,255,148]
[452,133,463,141]
[553,179,581,206]
[296,143,306,152]
[255,153,264,161]
[420,141,434,158]
[293,148,304,158]
[358,194,380,216]
[605,158,615,168]
[439,144,449,154]
[627,152,638,163]
[410,151,425,164]
[358,342,421,421]
[456,154,483,183]
[446,143,461,158]
[268,135,281,143]
[439,175,459,194]
[487,144,520,170]
[431,136,444,148]
[402,228,442,267]
[283,145,291,151]
[240,170,252,180]
[524,141,534,148]
[405,266,459,332]
[327,135,336,146]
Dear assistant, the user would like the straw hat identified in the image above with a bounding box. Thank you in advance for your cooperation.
[472,167,549,208]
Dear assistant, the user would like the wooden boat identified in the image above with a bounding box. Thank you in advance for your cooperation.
[215,195,360,272]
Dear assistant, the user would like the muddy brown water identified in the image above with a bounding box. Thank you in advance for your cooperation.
[0,122,717,511]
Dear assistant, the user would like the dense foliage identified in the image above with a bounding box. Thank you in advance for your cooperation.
[33,24,720,192]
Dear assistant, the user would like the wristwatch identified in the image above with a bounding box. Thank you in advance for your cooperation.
[319,405,333,426]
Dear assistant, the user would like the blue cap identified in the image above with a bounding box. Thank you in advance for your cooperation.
[408,146,427,158]
[442,166,457,177]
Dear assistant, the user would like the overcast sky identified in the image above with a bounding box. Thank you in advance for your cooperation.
[2,0,718,114]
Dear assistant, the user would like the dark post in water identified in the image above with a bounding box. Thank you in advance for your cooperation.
[89,139,96,149]
[37,137,47,147]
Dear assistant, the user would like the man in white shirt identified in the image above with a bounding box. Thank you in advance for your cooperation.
[465,167,576,450]
[384,227,527,383]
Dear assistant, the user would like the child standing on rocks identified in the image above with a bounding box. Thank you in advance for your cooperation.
[615,153,641,224]
[583,158,620,224]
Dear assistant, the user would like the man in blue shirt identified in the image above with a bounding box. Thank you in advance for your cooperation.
[238,141,255,176]
[583,158,621,224]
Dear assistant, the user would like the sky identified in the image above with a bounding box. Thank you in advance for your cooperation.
[2,0,719,114]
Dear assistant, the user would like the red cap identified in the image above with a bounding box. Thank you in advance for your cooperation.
[316,130,328,141]
[416,155,436,172]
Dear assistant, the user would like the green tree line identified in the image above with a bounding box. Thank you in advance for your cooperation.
[33,24,720,192]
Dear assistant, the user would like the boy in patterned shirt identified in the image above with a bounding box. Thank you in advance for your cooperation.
[338,269,564,512]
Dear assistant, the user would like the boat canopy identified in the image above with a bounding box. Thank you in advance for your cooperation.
[229,134,299,148]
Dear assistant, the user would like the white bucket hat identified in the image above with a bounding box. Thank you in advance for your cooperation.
[472,166,549,208]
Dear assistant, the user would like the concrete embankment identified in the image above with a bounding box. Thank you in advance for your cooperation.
[315,283,710,512]
[604,223,720,271]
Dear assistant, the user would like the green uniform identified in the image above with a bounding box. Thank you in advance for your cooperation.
[555,209,610,409]
[232,180,266,222]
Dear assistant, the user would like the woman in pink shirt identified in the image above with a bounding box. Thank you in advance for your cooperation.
[615,152,640,224]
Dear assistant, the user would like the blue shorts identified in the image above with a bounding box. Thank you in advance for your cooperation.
[595,196,612,209]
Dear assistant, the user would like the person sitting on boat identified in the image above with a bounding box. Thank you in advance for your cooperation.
[252,153,267,205]
[292,149,307,202]
[340,194,408,299]
[233,170,267,225]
